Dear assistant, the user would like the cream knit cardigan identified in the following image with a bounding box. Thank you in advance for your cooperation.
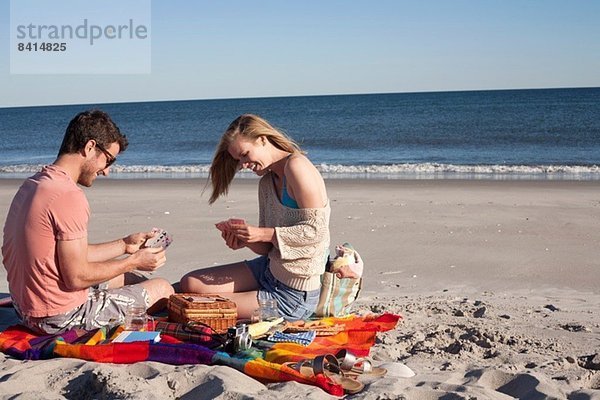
[258,172,330,291]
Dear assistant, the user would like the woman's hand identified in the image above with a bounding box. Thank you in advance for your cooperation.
[231,224,274,244]
[222,229,245,250]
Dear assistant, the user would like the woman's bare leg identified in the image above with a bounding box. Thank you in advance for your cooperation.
[219,291,260,319]
[180,261,260,319]
[180,261,259,293]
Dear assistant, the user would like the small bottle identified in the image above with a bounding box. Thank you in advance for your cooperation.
[258,298,280,321]
[124,305,148,331]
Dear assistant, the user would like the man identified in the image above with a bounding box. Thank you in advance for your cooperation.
[2,110,174,334]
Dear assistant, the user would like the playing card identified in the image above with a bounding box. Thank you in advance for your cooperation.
[144,229,173,249]
[215,221,228,232]
[228,218,246,227]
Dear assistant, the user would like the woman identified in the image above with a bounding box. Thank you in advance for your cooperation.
[180,114,330,321]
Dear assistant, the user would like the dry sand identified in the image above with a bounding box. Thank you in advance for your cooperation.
[1,178,599,399]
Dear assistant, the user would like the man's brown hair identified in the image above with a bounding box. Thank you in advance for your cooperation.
[58,110,128,156]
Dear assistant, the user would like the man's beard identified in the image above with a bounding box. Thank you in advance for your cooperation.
[78,160,98,187]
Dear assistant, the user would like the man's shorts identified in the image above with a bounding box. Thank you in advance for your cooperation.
[15,283,149,335]
[245,256,320,321]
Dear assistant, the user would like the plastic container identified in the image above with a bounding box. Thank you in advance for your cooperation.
[124,305,149,331]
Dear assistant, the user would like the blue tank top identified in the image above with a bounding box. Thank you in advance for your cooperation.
[281,175,299,209]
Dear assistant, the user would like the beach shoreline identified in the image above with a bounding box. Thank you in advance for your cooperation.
[1,178,599,398]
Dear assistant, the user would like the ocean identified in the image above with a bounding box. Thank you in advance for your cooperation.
[1,87,599,180]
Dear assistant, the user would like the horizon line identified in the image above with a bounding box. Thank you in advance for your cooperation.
[1,85,599,110]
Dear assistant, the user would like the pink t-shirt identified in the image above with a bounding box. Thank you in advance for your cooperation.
[2,165,90,317]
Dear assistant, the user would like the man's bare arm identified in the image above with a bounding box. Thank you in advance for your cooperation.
[58,237,166,290]
[87,231,156,262]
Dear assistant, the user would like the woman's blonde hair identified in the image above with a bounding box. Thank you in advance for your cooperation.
[208,114,303,204]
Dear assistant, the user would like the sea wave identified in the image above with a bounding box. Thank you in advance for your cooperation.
[1,163,599,180]
[317,163,600,176]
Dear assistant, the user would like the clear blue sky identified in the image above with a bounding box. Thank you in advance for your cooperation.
[1,0,599,107]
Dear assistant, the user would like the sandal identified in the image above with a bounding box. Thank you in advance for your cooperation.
[284,354,365,395]
[335,349,387,378]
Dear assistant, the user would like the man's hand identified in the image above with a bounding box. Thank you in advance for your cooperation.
[130,247,167,272]
[123,231,156,254]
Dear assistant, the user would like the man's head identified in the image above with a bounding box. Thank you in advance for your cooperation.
[58,110,128,187]
[59,110,128,156]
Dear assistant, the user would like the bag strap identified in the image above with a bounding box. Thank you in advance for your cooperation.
[184,321,227,344]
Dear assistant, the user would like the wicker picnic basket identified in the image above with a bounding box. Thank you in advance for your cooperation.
[167,293,237,333]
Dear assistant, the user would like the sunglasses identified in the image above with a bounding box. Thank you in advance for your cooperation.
[95,142,117,169]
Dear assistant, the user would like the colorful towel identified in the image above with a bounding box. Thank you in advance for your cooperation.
[0,313,400,396]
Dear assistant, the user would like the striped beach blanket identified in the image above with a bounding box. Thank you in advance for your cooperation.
[0,313,400,396]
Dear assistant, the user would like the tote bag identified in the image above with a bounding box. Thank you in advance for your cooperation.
[313,271,362,317]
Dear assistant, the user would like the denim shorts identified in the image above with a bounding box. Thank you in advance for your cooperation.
[245,256,320,321]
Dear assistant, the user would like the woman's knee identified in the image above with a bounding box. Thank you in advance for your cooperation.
[179,262,255,293]
[180,272,205,293]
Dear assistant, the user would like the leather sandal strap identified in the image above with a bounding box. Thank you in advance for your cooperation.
[352,359,373,374]
[286,359,312,373]
[335,349,358,372]
[313,354,341,376]
[336,349,376,375]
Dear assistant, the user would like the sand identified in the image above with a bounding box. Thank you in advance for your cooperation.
[1,178,599,399]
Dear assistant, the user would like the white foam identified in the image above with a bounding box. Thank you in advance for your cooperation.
[317,163,600,176]
[1,163,599,180]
